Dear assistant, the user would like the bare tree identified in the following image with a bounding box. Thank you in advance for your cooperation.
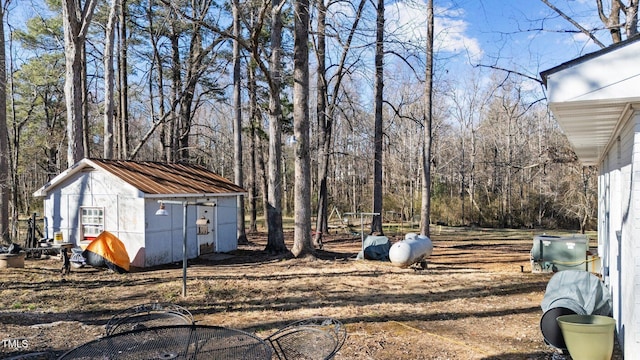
[371,0,384,234]
[597,0,639,41]
[232,0,247,244]
[118,0,129,158]
[541,0,639,45]
[291,0,313,257]
[539,0,606,47]
[265,0,287,253]
[248,60,260,233]
[314,0,367,247]
[146,0,168,161]
[0,0,11,243]
[103,0,118,159]
[619,0,639,38]
[61,0,98,166]
[597,0,623,42]
[420,0,434,237]
[314,0,328,245]
[558,166,597,234]
[147,0,228,163]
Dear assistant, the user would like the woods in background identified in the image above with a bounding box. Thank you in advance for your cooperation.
[5,0,622,244]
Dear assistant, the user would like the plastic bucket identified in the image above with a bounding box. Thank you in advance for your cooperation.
[540,307,577,349]
[557,314,615,360]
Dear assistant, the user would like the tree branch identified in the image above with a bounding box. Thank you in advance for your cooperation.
[474,63,544,85]
[540,0,606,48]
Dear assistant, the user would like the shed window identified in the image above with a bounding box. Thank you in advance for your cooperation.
[81,207,104,241]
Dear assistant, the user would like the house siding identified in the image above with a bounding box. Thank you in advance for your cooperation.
[599,110,640,357]
[631,114,640,348]
[542,37,640,359]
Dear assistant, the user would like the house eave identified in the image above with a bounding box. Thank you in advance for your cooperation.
[541,34,640,86]
[547,99,640,166]
[540,35,640,166]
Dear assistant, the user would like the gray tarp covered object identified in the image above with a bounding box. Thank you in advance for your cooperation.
[356,235,391,261]
[541,270,612,316]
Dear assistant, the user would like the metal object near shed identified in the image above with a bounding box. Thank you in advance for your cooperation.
[530,234,598,273]
[196,217,210,235]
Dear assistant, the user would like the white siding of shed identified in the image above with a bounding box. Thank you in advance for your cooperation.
[43,170,144,244]
[141,196,239,267]
[214,197,238,253]
[143,200,199,267]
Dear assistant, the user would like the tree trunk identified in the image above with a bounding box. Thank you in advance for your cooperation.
[118,0,129,158]
[62,0,98,167]
[248,61,259,233]
[0,3,9,243]
[460,133,466,225]
[178,74,196,161]
[233,0,247,244]
[168,16,181,163]
[147,0,166,162]
[258,129,269,231]
[314,0,328,247]
[420,0,434,237]
[265,0,287,254]
[371,0,384,234]
[596,0,622,43]
[623,0,639,38]
[291,0,313,257]
[314,0,366,245]
[8,26,22,242]
[103,0,117,159]
[81,40,89,157]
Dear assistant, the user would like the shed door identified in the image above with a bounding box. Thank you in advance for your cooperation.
[197,205,215,254]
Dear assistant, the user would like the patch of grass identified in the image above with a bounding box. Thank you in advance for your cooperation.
[155,283,181,301]
[197,279,238,300]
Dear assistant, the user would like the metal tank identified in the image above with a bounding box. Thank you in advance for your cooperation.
[389,233,433,267]
[530,234,589,273]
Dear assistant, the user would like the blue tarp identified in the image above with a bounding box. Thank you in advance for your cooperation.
[356,235,391,261]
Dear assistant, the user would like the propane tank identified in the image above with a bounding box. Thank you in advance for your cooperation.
[389,234,433,267]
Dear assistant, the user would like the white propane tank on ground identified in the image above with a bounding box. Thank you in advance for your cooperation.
[389,233,433,267]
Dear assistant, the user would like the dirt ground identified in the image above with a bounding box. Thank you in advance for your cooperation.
[0,227,624,359]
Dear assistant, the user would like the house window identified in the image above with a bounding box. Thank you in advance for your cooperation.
[81,207,104,241]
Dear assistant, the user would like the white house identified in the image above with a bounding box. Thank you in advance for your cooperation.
[33,158,246,268]
[541,34,640,358]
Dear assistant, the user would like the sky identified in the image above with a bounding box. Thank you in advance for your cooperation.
[10,0,609,81]
[389,0,610,86]
[7,0,616,108]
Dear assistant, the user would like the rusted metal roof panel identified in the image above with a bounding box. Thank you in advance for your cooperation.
[88,159,245,195]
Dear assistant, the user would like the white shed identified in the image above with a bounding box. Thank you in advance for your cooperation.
[33,158,246,268]
[541,34,640,358]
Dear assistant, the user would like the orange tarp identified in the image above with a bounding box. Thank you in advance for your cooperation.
[82,231,130,273]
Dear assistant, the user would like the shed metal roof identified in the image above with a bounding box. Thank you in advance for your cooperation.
[34,158,246,197]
